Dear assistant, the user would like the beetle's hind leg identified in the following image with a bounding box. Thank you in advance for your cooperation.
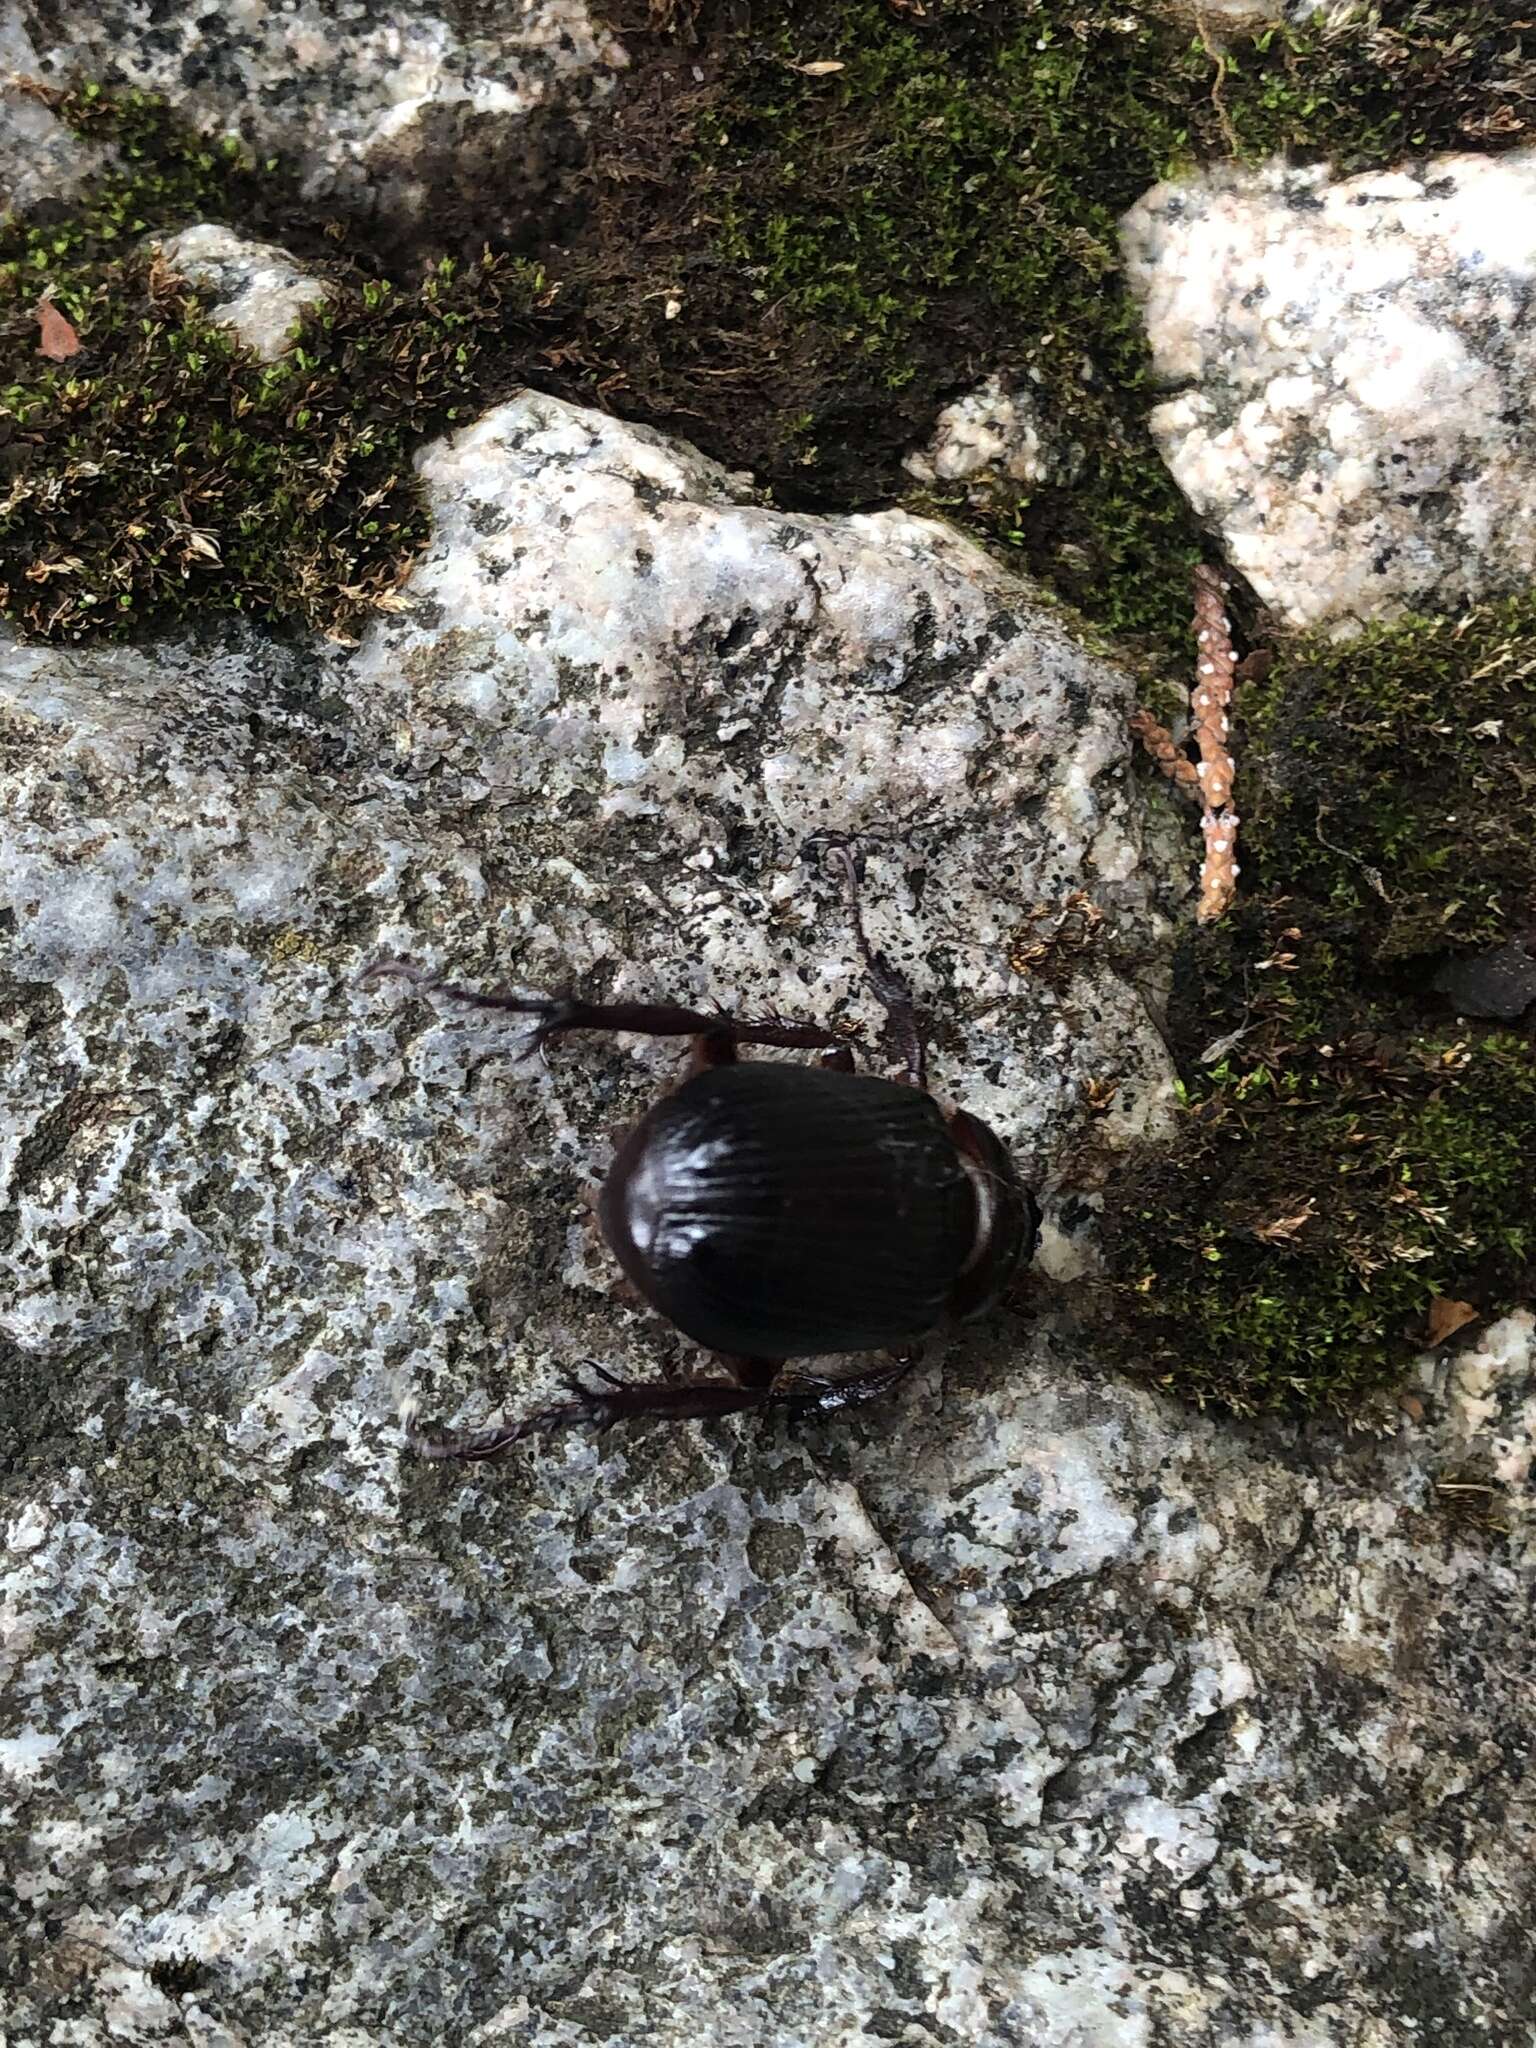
[404,1363,793,1464]
[825,845,928,1090]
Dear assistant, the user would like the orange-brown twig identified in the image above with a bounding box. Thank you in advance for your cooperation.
[1130,565,1243,924]
[1128,708,1201,804]
[1191,567,1239,922]
[1190,564,1237,815]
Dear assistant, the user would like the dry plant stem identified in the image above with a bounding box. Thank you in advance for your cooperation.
[1198,807,1240,922]
[1191,563,1237,810]
[1128,564,1242,923]
[1191,564,1240,923]
[1129,708,1201,804]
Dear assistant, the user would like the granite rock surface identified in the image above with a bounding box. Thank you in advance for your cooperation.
[1122,148,1536,634]
[2,396,1533,2048]
[6,0,624,248]
[0,7,108,213]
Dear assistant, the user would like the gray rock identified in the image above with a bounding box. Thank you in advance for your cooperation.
[155,224,331,360]
[1432,940,1536,1022]
[12,0,624,247]
[345,393,1170,1187]
[1121,149,1536,635]
[2,401,1532,2046]
[0,7,110,214]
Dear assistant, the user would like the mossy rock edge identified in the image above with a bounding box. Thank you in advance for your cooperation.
[1092,597,1536,1415]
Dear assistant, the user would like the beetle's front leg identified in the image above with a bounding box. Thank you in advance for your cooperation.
[358,958,847,1059]
[823,845,928,1090]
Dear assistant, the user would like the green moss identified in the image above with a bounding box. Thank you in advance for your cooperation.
[1094,598,1536,1414]
[5,82,268,280]
[1,93,550,642]
[659,0,1218,654]
[1243,597,1536,959]
[1105,897,1536,1409]
[1098,950,1534,1412]
[1216,4,1533,167]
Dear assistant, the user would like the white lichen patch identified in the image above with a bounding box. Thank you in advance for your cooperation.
[1121,149,1536,633]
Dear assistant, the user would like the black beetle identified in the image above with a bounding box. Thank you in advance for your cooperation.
[365,851,1039,1460]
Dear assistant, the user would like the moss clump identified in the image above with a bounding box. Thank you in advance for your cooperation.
[1098,916,1534,1412]
[3,80,274,274]
[1,93,552,642]
[1213,4,1536,166]
[1094,602,1536,1414]
[581,0,1218,655]
[1243,597,1536,961]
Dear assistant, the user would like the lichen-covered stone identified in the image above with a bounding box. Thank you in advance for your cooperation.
[155,224,330,360]
[2,402,1532,2046]
[1121,149,1536,634]
[14,0,625,246]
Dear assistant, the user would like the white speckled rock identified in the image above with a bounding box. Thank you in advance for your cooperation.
[1154,0,1289,31]
[14,0,624,246]
[155,223,330,359]
[2,403,1532,2045]
[1121,149,1536,634]
[904,374,1070,492]
[347,393,1173,1170]
[0,7,110,212]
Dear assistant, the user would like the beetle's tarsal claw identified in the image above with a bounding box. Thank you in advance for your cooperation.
[521,998,580,1058]
[556,1367,634,1428]
[358,959,566,1047]
[354,954,440,992]
[582,1360,629,1390]
[822,838,861,886]
[402,1414,526,1462]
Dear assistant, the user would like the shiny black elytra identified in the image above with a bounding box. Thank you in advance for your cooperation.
[365,853,1039,1462]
